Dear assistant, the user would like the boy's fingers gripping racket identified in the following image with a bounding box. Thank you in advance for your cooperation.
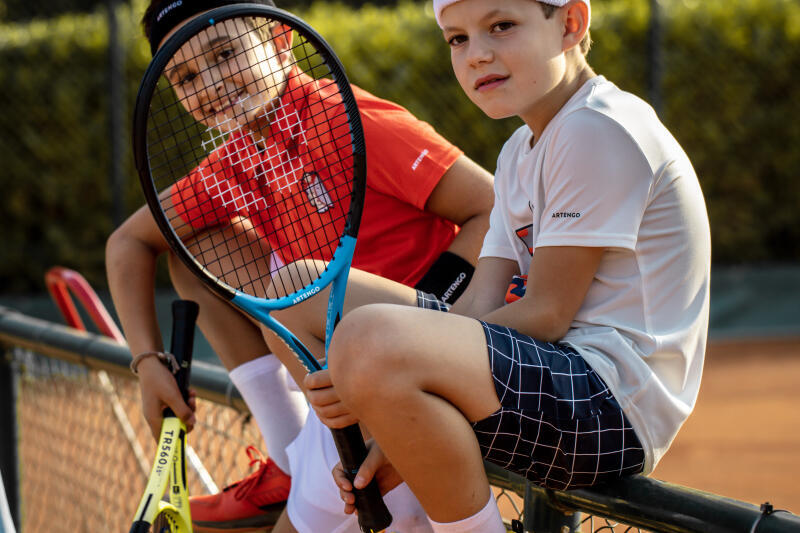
[133,5,390,531]
[130,299,199,533]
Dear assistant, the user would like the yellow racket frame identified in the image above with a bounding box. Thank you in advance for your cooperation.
[131,417,192,532]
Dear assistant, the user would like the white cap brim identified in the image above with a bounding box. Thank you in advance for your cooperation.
[433,0,590,28]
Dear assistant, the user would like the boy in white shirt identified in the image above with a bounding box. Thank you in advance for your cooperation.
[305,0,711,531]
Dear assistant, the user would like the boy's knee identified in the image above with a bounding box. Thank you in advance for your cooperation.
[328,305,399,400]
[328,306,379,371]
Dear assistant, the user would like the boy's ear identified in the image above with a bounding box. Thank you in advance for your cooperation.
[270,23,294,52]
[561,0,589,52]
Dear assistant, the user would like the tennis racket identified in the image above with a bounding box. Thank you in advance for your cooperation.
[130,299,199,533]
[132,5,391,532]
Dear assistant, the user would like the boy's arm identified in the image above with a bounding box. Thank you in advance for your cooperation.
[414,155,493,302]
[105,197,197,438]
[423,155,493,265]
[106,203,170,357]
[481,246,605,342]
[449,256,520,318]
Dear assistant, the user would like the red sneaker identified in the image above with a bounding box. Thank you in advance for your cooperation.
[191,446,291,533]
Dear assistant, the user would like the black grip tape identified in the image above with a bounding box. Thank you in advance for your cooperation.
[331,424,393,532]
[163,299,199,418]
[170,300,199,401]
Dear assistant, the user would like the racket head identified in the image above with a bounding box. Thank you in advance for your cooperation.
[133,4,366,310]
[132,13,389,527]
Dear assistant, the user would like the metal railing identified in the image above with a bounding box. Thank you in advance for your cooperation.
[1,306,799,532]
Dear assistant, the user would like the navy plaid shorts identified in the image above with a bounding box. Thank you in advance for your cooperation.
[416,291,645,490]
[416,290,451,312]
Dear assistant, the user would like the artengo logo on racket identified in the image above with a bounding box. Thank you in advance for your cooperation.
[292,286,321,304]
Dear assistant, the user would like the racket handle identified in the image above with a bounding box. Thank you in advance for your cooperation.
[170,299,199,399]
[163,300,199,418]
[331,424,393,532]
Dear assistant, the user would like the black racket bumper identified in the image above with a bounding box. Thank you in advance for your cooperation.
[129,521,150,533]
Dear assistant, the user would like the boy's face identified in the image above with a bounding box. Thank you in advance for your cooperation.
[163,17,290,137]
[440,0,568,123]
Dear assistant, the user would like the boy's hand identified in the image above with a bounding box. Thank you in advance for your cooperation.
[332,440,402,514]
[303,368,359,428]
[136,356,197,439]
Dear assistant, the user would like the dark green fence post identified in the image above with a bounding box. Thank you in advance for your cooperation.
[0,349,20,531]
[523,483,581,533]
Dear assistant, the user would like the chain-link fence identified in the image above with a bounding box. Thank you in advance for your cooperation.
[3,307,800,533]
[5,344,537,532]
[13,350,634,533]
[11,350,266,530]
[1,0,800,295]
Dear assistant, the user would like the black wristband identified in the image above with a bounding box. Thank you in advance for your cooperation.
[414,251,475,304]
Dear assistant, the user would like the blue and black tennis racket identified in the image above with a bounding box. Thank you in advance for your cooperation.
[132,5,391,532]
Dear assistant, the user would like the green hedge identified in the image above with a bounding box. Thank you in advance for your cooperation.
[0,11,134,294]
[657,0,800,262]
[1,0,799,294]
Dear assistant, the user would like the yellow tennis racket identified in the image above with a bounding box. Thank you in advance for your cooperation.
[130,299,199,533]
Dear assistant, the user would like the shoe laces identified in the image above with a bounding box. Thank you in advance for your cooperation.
[229,445,271,501]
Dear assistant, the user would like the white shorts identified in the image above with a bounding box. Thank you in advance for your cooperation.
[285,410,434,533]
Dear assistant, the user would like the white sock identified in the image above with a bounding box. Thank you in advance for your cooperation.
[428,492,506,533]
[228,354,309,475]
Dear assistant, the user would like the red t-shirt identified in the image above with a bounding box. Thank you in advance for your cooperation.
[171,70,462,287]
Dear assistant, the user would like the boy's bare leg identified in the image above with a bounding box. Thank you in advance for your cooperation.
[167,252,306,479]
[168,252,418,387]
[166,230,270,370]
[327,304,501,523]
[266,267,419,393]
[272,509,299,533]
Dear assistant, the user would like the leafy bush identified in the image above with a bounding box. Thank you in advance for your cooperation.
[302,0,800,263]
[657,0,800,261]
[0,0,107,23]
[1,0,798,293]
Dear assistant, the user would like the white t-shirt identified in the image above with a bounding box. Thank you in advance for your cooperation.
[480,76,711,474]
[286,409,434,533]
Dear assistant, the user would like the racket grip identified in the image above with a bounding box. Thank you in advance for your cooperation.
[170,299,199,401]
[331,424,393,532]
[162,300,199,420]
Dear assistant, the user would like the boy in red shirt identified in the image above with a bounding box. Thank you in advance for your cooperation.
[106,1,493,531]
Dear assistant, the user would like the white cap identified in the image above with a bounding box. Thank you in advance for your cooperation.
[433,0,591,28]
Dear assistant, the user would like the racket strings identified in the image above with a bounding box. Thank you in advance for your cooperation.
[204,102,310,194]
[147,15,357,300]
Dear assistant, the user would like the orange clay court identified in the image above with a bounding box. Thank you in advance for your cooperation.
[651,337,800,514]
